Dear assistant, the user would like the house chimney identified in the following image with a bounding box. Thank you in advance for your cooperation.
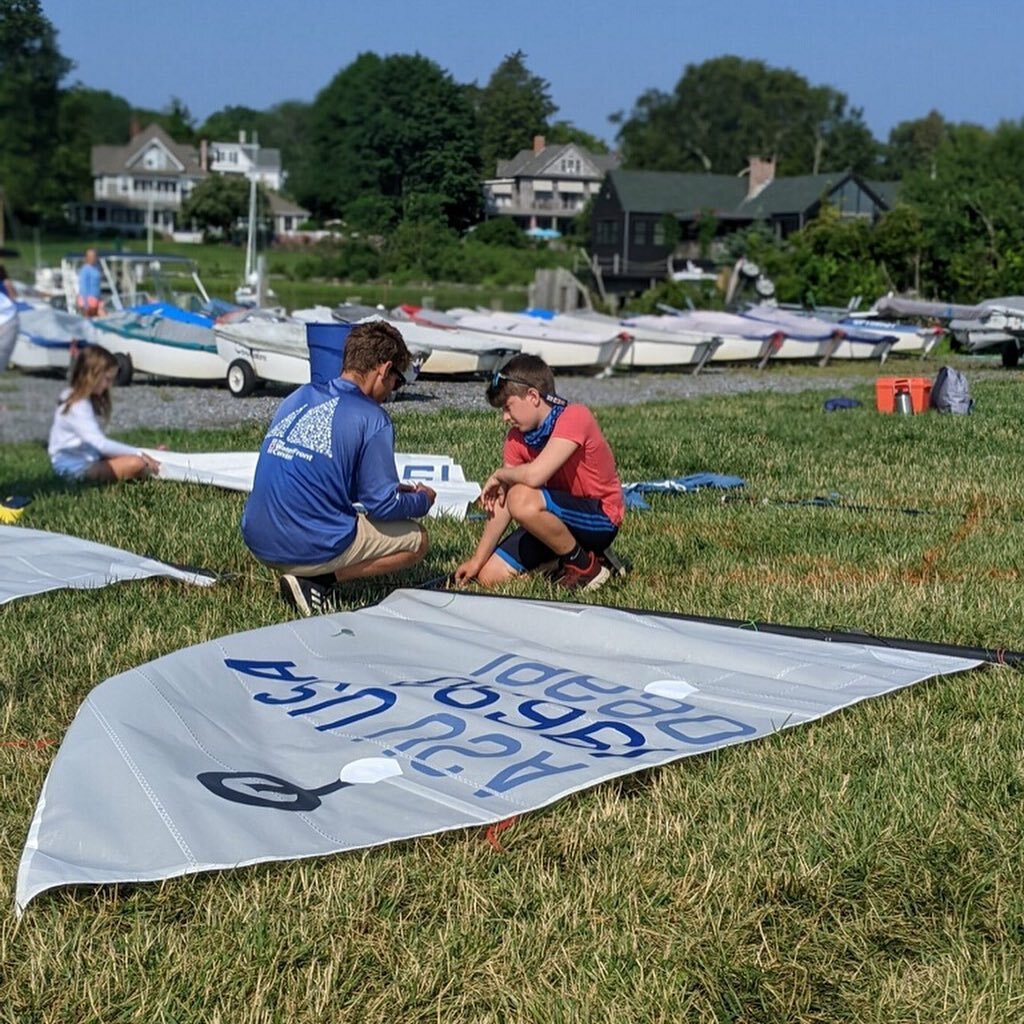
[129,117,141,139]
[533,134,545,155]
[746,156,776,199]
[200,138,208,171]
[239,130,246,145]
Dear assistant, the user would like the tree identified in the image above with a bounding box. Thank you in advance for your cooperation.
[181,174,263,237]
[476,50,557,172]
[295,52,481,231]
[0,0,71,221]
[51,86,135,202]
[614,56,878,176]
[545,120,609,154]
[881,111,950,180]
[134,96,197,143]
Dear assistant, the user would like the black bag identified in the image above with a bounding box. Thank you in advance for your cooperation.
[930,366,973,414]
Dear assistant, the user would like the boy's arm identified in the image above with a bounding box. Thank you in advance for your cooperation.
[483,437,579,502]
[455,503,512,583]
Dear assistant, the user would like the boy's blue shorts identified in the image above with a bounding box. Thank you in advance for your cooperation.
[495,488,618,573]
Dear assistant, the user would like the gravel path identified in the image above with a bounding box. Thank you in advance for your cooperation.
[0,366,890,445]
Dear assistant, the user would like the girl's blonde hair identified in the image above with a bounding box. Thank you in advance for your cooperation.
[62,346,118,421]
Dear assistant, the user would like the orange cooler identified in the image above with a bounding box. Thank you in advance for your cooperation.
[875,377,932,414]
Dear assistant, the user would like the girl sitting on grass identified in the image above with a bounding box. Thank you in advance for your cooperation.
[47,346,160,483]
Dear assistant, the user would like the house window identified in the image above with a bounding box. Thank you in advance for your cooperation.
[654,220,665,246]
[632,219,648,246]
[596,220,620,245]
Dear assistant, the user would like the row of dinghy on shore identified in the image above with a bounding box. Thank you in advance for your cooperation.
[3,250,1004,395]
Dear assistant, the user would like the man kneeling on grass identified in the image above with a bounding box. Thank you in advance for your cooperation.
[455,354,625,592]
[241,320,435,616]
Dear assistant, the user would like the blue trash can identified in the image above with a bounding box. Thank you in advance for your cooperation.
[305,322,354,385]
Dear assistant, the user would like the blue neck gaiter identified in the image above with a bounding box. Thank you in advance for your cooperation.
[522,404,565,451]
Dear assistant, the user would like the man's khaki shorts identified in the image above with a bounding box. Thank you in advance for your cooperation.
[268,517,424,576]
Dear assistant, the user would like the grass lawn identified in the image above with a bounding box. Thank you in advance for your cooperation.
[2,369,1023,1022]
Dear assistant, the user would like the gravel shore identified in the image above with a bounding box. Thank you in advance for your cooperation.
[1,365,881,445]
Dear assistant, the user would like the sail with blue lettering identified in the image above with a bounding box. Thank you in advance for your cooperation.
[16,590,980,911]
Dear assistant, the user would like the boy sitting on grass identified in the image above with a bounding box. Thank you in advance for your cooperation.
[455,354,625,592]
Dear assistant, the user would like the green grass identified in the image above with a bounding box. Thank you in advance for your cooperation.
[3,370,1024,1022]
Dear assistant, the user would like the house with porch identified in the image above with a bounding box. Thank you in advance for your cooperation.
[67,123,307,239]
[590,158,896,296]
[483,136,621,237]
[67,123,205,237]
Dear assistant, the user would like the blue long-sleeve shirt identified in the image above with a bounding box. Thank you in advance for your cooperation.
[241,378,429,565]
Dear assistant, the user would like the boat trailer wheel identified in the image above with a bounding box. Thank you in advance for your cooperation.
[227,359,258,397]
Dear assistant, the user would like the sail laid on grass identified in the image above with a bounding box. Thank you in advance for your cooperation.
[0,524,216,606]
[16,589,980,911]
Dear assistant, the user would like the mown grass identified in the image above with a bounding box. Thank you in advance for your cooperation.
[2,367,1024,1022]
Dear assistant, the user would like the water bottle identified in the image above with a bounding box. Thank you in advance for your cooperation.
[895,388,914,415]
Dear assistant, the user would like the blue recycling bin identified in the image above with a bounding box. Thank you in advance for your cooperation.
[305,322,354,385]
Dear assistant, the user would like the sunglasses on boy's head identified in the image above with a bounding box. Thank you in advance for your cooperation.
[487,370,566,407]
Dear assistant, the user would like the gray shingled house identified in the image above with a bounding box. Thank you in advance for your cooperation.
[591,158,895,295]
[483,135,621,236]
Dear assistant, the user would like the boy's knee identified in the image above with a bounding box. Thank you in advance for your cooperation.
[505,483,543,518]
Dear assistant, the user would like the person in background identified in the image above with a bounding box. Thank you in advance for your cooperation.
[241,319,435,616]
[0,265,17,300]
[48,346,159,482]
[76,248,103,317]
[455,353,625,592]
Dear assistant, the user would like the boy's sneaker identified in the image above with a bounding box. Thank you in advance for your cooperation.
[279,574,335,617]
[556,550,611,592]
[599,545,632,578]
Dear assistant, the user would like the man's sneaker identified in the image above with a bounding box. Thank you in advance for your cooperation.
[556,550,611,592]
[279,574,335,617]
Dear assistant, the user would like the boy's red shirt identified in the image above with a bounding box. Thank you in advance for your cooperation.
[503,404,625,526]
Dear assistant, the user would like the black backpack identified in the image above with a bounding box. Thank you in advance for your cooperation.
[931,366,973,415]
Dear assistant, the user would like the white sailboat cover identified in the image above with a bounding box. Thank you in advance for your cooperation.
[660,310,783,340]
[0,524,216,605]
[140,449,482,518]
[17,589,979,911]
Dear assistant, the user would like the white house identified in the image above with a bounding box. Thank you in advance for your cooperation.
[68,123,205,236]
[204,131,284,191]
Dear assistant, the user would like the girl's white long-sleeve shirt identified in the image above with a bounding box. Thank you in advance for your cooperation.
[47,390,141,460]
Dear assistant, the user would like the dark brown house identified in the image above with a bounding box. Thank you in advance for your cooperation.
[590,158,896,296]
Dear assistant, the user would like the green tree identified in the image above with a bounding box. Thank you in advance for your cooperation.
[0,0,71,221]
[545,120,609,154]
[134,96,197,143]
[881,111,949,180]
[476,50,557,172]
[614,56,878,176]
[295,52,481,231]
[903,120,1024,299]
[181,174,262,237]
[51,86,135,202]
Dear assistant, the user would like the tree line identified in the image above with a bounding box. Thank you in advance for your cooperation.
[3,1,1022,303]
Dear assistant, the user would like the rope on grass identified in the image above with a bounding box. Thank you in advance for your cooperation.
[484,816,518,852]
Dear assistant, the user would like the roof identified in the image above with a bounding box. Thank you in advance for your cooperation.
[605,170,746,215]
[737,173,850,218]
[92,124,204,178]
[266,191,309,217]
[863,179,901,208]
[496,142,620,180]
[607,168,893,220]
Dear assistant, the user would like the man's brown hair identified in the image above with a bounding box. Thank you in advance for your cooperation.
[342,320,412,375]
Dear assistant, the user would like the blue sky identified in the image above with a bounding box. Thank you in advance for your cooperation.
[42,0,1022,146]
